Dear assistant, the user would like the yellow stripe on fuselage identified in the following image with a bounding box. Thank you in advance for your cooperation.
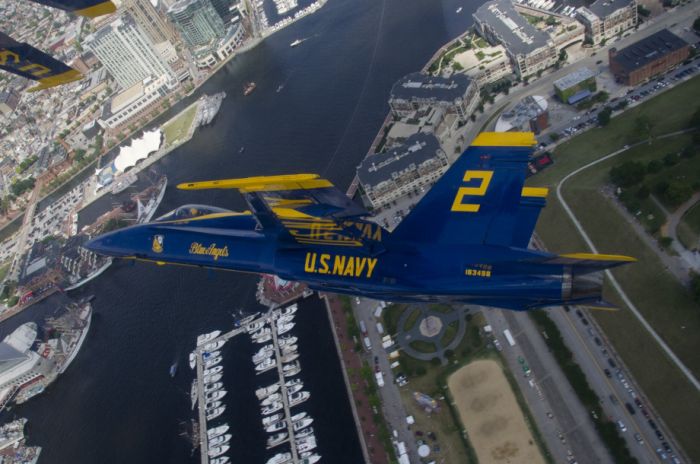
[28,69,82,92]
[521,187,548,198]
[471,132,537,147]
[75,1,117,18]
[560,253,637,262]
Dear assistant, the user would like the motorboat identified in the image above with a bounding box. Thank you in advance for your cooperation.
[283,360,299,372]
[253,344,275,360]
[267,452,292,464]
[266,432,288,448]
[256,383,281,400]
[211,456,230,464]
[281,304,297,316]
[204,356,222,368]
[296,436,316,453]
[169,363,178,377]
[203,350,221,360]
[262,401,284,415]
[204,382,223,393]
[278,335,297,347]
[206,389,227,402]
[285,378,302,389]
[262,413,283,427]
[261,392,281,406]
[281,352,299,363]
[209,433,232,447]
[189,352,196,369]
[203,373,223,384]
[255,358,276,373]
[208,424,230,438]
[206,406,226,421]
[293,417,313,431]
[290,411,306,422]
[203,365,223,377]
[296,426,314,438]
[191,381,197,409]
[300,453,321,464]
[252,327,272,339]
[197,331,221,346]
[277,314,295,324]
[284,365,301,377]
[287,382,303,394]
[289,391,310,407]
[281,344,297,355]
[203,339,225,351]
[247,321,266,333]
[255,333,273,344]
[208,444,230,457]
[277,322,295,335]
[290,38,303,47]
[206,400,222,410]
[266,420,286,433]
[254,350,275,365]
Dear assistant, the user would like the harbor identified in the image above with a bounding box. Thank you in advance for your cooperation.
[190,299,322,464]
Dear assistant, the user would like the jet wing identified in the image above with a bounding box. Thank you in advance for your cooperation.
[30,0,116,18]
[178,175,378,249]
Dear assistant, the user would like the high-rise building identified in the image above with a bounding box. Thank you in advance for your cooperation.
[123,0,177,44]
[210,0,236,23]
[84,14,176,90]
[167,0,226,49]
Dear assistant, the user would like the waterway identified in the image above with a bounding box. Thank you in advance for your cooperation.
[0,0,477,461]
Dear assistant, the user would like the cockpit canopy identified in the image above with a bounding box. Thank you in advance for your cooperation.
[156,204,232,222]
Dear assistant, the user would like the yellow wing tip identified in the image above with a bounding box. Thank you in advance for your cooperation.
[76,1,116,18]
[178,174,326,191]
[521,187,548,198]
[27,69,83,92]
[471,132,537,147]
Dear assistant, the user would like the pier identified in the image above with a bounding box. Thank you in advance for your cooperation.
[269,316,299,462]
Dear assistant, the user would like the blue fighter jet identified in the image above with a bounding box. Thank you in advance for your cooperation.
[86,132,634,310]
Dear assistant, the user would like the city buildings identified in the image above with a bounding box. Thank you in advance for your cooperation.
[473,0,557,77]
[576,0,637,45]
[609,29,690,85]
[0,91,20,117]
[0,323,48,392]
[357,133,449,210]
[123,0,178,44]
[167,0,226,49]
[553,67,597,103]
[98,75,172,134]
[389,73,478,123]
[452,43,514,87]
[84,14,177,90]
[495,95,549,133]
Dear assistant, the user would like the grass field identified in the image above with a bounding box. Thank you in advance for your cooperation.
[678,202,700,250]
[528,75,700,461]
[162,103,198,147]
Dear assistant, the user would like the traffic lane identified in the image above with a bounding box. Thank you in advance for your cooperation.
[549,308,660,463]
[503,310,608,463]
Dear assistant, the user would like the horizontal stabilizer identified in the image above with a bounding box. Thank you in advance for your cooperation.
[31,0,116,17]
[540,253,636,271]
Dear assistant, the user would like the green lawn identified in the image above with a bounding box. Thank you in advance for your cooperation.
[161,103,197,146]
[678,202,700,250]
[528,75,700,462]
[441,321,459,346]
[409,340,437,354]
[404,307,421,331]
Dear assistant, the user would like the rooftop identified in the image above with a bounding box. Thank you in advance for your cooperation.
[553,67,596,91]
[611,29,688,73]
[495,95,548,132]
[390,72,472,103]
[473,0,550,55]
[588,0,635,18]
[358,133,444,188]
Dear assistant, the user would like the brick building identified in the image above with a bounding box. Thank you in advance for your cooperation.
[609,29,689,85]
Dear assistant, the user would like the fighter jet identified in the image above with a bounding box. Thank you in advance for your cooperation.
[86,132,634,310]
[0,0,115,91]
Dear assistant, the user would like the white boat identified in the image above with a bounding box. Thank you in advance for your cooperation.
[277,322,295,335]
[283,365,301,377]
[197,331,221,346]
[262,413,283,427]
[189,352,196,369]
[256,383,281,400]
[262,401,284,415]
[255,358,276,373]
[282,353,299,363]
[296,436,316,453]
[203,340,225,351]
[266,420,286,433]
[204,356,222,368]
[254,351,274,365]
[289,391,310,407]
[191,381,197,409]
[247,321,266,333]
[203,365,223,377]
[279,335,297,347]
[287,382,303,394]
[281,344,297,355]
[290,38,303,47]
[296,426,314,438]
[252,327,271,339]
[253,344,275,359]
[456,6,462,13]
[203,350,221,360]
[204,382,223,393]
[277,314,295,324]
[267,451,292,464]
[285,378,302,389]
[290,411,307,422]
[206,406,226,421]
[209,433,232,447]
[208,444,230,457]
[261,393,281,406]
[283,360,300,372]
[281,304,297,316]
[208,424,230,438]
[211,457,230,464]
[300,453,321,464]
[255,333,273,344]
[203,373,222,384]
[267,432,288,448]
[293,417,313,431]
[206,400,223,410]
[206,389,227,402]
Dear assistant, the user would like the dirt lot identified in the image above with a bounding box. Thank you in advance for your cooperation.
[448,359,544,464]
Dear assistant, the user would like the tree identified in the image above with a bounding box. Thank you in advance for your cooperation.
[597,107,612,126]
[74,149,86,163]
[664,183,692,205]
[610,161,646,187]
[632,115,654,140]
[636,185,650,199]
[690,108,700,130]
[693,16,700,34]
[690,272,700,304]
[647,160,663,173]
[663,152,678,166]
